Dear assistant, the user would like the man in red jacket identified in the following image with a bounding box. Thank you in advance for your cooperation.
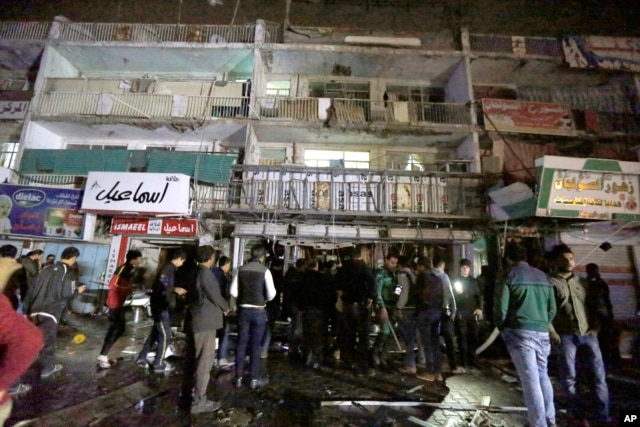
[0,257,43,425]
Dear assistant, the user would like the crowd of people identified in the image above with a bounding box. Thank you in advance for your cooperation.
[0,240,619,425]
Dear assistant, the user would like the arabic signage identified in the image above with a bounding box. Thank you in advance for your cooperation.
[482,98,574,136]
[536,156,640,220]
[0,101,29,119]
[0,184,85,238]
[562,36,640,72]
[111,217,198,237]
[81,172,190,215]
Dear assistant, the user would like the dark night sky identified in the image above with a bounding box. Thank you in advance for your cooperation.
[1,0,639,37]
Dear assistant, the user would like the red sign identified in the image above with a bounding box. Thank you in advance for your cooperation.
[482,98,574,136]
[111,217,198,237]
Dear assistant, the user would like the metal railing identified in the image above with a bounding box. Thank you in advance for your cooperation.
[0,22,51,40]
[31,92,251,119]
[469,33,561,57]
[256,97,471,125]
[228,165,486,218]
[56,22,256,43]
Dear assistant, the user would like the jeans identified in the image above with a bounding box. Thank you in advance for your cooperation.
[454,316,479,367]
[302,308,325,366]
[138,311,172,367]
[338,303,371,372]
[100,308,126,356]
[31,314,58,372]
[235,307,267,380]
[558,333,609,420]
[217,315,231,361]
[416,310,442,374]
[502,328,555,427]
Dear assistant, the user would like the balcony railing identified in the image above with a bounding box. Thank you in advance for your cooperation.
[0,22,51,40]
[256,97,472,126]
[228,165,487,219]
[56,22,257,44]
[469,33,561,57]
[31,92,250,119]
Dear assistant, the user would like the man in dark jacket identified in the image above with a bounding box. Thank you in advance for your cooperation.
[137,248,187,372]
[97,249,142,369]
[230,244,276,389]
[187,246,229,414]
[24,246,86,378]
[451,258,483,372]
[335,244,376,376]
[213,255,233,366]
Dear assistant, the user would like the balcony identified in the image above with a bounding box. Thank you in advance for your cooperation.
[469,33,561,58]
[31,92,251,119]
[256,97,472,127]
[227,165,489,224]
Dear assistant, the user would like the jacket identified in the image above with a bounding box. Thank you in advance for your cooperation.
[23,261,80,323]
[105,262,137,310]
[150,263,178,316]
[190,266,229,332]
[549,273,602,335]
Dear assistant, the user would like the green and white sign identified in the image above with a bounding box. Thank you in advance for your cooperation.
[536,156,640,220]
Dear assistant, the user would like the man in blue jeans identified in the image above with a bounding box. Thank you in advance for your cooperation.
[495,241,556,427]
[549,244,610,425]
[230,244,276,389]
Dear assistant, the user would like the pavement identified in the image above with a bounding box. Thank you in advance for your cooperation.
[6,312,640,427]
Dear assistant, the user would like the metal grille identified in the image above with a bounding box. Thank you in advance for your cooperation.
[0,22,51,40]
[470,33,561,58]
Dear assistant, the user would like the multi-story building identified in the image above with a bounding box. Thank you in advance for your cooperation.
[0,18,638,327]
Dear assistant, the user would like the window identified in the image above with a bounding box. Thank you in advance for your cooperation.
[266,81,291,97]
[386,85,444,103]
[309,81,369,100]
[0,142,18,169]
[260,149,287,166]
[304,149,369,169]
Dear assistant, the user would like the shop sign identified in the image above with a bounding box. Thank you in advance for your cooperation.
[482,98,574,136]
[0,183,84,239]
[562,36,640,72]
[81,172,190,215]
[0,101,29,119]
[111,217,198,237]
[536,156,640,220]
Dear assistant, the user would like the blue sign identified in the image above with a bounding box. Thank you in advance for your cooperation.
[0,184,85,239]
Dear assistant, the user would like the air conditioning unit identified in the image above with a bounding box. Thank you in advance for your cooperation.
[393,102,410,123]
[318,97,331,120]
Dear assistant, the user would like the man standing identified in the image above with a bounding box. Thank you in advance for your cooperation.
[187,246,229,414]
[495,241,556,427]
[451,258,483,372]
[18,250,44,305]
[97,249,142,369]
[230,244,276,388]
[24,246,86,378]
[549,244,610,425]
[335,244,376,376]
[586,262,619,370]
[432,257,458,374]
[137,249,187,372]
[213,255,233,366]
[373,250,399,370]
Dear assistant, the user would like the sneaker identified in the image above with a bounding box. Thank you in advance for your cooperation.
[451,367,466,374]
[398,366,417,375]
[97,355,111,369]
[217,358,231,367]
[153,363,175,373]
[9,383,31,395]
[250,377,269,389]
[435,373,444,381]
[416,372,436,381]
[233,376,243,388]
[191,399,221,414]
[136,358,149,369]
[41,364,63,378]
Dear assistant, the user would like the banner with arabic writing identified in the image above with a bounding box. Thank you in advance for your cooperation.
[110,217,197,237]
[562,36,640,72]
[482,98,574,136]
[0,184,84,238]
[536,156,640,220]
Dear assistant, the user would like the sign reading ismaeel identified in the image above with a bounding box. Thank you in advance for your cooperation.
[81,172,191,215]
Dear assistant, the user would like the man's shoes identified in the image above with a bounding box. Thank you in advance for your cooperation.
[41,364,63,378]
[9,383,31,395]
[451,367,466,374]
[97,355,111,369]
[416,372,436,381]
[233,376,243,388]
[217,358,231,367]
[398,366,417,375]
[435,373,444,381]
[250,377,269,389]
[190,399,221,414]
[136,358,149,368]
[153,363,174,373]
